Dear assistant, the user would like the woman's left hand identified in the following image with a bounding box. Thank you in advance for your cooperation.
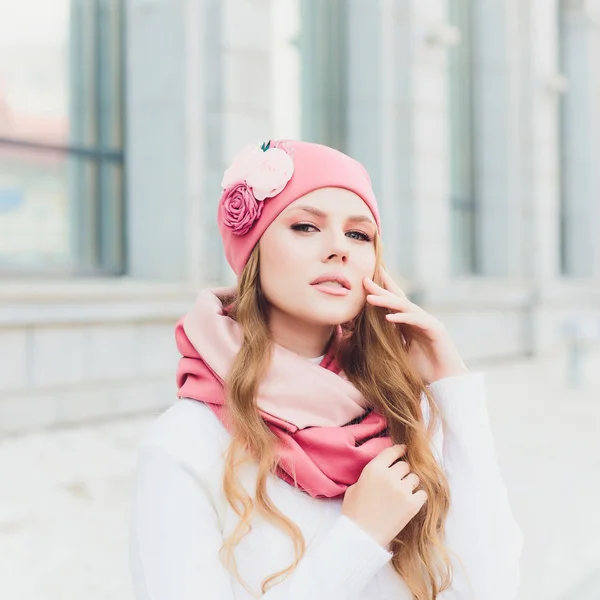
[364,267,470,385]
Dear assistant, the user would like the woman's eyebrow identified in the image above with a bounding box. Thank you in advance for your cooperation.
[347,215,376,227]
[289,205,376,227]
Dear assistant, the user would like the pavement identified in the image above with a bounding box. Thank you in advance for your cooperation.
[0,345,599,600]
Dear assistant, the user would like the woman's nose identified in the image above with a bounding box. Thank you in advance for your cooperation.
[323,231,350,263]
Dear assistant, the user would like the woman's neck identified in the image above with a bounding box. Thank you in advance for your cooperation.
[267,306,334,359]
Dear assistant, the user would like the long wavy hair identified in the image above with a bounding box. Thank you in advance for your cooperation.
[216,234,454,599]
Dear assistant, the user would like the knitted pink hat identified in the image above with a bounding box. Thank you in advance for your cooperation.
[217,139,381,275]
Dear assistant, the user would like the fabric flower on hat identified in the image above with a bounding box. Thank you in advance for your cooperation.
[245,144,295,200]
[221,144,263,190]
[220,181,264,236]
[219,140,295,235]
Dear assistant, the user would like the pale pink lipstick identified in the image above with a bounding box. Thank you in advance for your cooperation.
[310,273,352,297]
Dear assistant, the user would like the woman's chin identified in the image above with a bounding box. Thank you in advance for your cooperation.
[303,302,362,327]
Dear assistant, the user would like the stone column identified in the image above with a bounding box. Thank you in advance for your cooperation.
[519,0,563,287]
[126,0,190,280]
[559,0,600,277]
[471,0,526,277]
[346,0,453,288]
[216,0,272,283]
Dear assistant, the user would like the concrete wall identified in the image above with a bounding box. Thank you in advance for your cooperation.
[2,0,600,434]
[0,282,195,433]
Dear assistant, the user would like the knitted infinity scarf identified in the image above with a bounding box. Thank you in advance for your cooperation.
[175,287,393,498]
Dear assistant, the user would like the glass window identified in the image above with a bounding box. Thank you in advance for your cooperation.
[271,0,302,142]
[271,0,347,151]
[558,3,569,275]
[557,1,594,278]
[448,0,477,275]
[0,0,125,276]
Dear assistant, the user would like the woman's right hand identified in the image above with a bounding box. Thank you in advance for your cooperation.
[341,444,427,548]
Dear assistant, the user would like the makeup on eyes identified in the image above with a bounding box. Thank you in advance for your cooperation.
[289,204,374,222]
[286,205,376,239]
[290,222,372,242]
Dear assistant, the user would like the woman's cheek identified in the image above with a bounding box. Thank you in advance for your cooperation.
[356,246,377,274]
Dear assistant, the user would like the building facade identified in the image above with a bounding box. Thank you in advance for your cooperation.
[1,0,599,433]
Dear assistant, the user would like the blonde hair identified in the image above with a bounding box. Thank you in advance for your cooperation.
[217,234,453,599]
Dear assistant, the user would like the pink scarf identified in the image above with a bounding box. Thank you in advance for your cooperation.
[175,288,394,499]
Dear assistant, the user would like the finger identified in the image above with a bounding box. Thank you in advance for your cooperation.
[402,473,420,490]
[372,444,407,468]
[390,459,411,478]
[378,268,428,313]
[363,276,393,296]
[385,312,430,327]
[386,313,446,339]
[412,489,428,507]
[366,292,413,312]
[364,277,407,299]
[379,266,407,298]
[364,277,421,312]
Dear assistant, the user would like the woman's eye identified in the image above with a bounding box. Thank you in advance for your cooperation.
[346,230,372,242]
[291,224,371,242]
[291,223,318,233]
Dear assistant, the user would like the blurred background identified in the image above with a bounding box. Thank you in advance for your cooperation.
[0,0,599,598]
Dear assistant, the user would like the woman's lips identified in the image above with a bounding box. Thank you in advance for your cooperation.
[310,282,350,297]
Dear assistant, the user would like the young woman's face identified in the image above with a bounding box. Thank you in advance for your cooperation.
[258,187,378,327]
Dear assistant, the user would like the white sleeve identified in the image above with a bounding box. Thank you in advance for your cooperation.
[427,373,524,600]
[129,444,393,600]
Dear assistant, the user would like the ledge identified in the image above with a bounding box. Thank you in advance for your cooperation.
[414,277,600,310]
[411,277,535,309]
[0,277,199,302]
[1,276,598,327]
[0,277,201,327]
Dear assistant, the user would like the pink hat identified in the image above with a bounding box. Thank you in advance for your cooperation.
[217,139,381,275]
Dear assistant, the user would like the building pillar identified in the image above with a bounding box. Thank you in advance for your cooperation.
[216,0,272,283]
[519,0,563,289]
[471,0,526,277]
[346,0,453,289]
[559,0,600,277]
[126,0,189,280]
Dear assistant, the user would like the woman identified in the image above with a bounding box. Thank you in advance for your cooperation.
[129,140,523,599]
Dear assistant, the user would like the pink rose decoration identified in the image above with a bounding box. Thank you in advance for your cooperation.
[246,147,295,200]
[221,144,262,189]
[219,141,295,235]
[220,181,264,236]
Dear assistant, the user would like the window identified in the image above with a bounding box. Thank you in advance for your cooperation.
[448,0,477,275]
[0,0,125,276]
[271,0,302,142]
[272,0,347,151]
[558,3,570,275]
[557,1,594,277]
